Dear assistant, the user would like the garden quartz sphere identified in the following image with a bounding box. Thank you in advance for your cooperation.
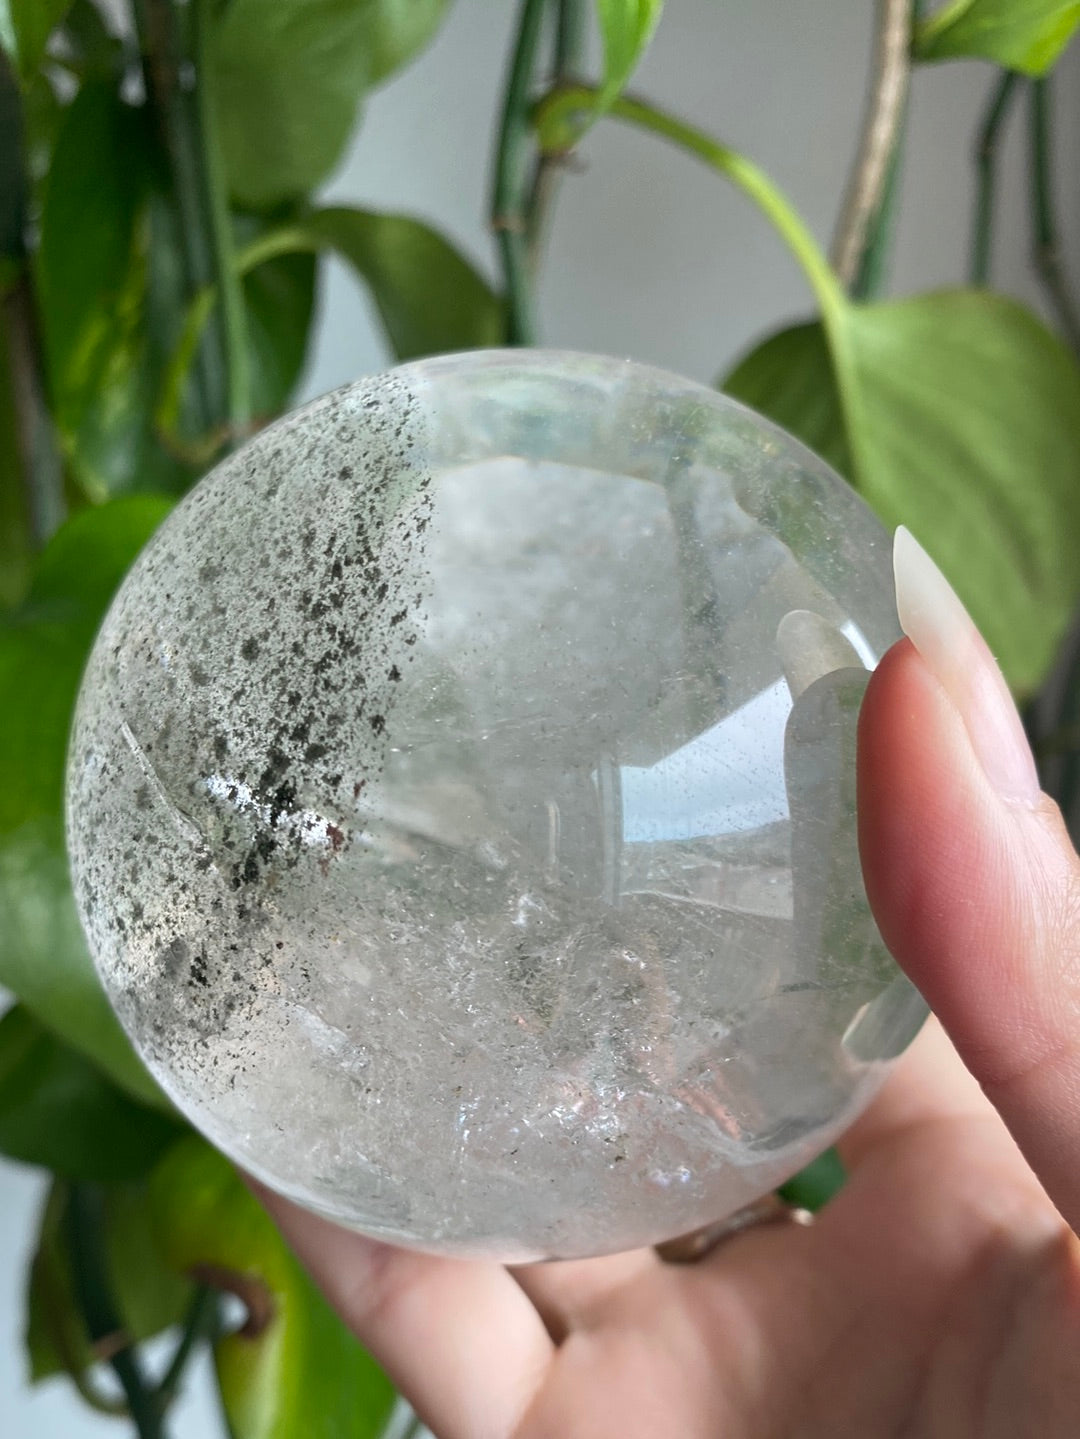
[67,350,926,1262]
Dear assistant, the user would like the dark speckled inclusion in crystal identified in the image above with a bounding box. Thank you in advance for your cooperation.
[66,351,927,1261]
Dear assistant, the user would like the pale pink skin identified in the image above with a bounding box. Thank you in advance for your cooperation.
[255,532,1080,1438]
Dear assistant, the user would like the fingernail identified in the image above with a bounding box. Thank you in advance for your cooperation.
[893,526,1040,805]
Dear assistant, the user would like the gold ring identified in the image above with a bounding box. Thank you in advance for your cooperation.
[655,1194,814,1264]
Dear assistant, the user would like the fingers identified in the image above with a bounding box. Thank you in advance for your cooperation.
[509,1248,661,1342]
[857,531,1080,1230]
[837,1016,1000,1171]
[254,1185,552,1439]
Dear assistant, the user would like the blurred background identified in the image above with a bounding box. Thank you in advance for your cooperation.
[2,0,1078,1431]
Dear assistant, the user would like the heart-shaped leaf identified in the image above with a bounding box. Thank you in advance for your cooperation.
[211,0,450,209]
[539,90,1080,699]
[151,1138,396,1439]
[296,207,503,361]
[724,293,1080,694]
[843,291,1080,694]
[723,319,852,479]
[913,0,1080,74]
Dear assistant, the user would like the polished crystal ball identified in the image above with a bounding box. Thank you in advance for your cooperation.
[67,350,926,1260]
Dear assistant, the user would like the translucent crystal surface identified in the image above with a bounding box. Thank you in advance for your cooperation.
[66,351,927,1261]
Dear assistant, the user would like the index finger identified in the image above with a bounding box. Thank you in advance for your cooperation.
[253,1184,553,1439]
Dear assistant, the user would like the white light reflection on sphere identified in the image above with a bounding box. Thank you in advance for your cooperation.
[66,351,926,1261]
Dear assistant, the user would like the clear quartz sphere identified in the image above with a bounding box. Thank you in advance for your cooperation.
[67,350,927,1261]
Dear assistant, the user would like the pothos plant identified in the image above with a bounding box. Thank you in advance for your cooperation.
[1,1,1079,1435]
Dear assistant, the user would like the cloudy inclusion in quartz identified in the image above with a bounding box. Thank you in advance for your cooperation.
[66,351,927,1261]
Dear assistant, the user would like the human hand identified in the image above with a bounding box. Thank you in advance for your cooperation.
[257,530,1080,1437]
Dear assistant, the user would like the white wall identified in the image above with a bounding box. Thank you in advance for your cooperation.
[3,2,1077,1432]
[307,0,1080,401]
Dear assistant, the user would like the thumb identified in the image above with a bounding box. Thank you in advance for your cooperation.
[858,528,1080,1231]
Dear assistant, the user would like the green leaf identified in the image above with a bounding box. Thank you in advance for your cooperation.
[722,320,853,479]
[0,280,32,609]
[244,251,317,420]
[27,1177,194,1383]
[298,208,503,361]
[778,1147,846,1211]
[33,87,185,499]
[211,0,449,209]
[844,292,1080,694]
[160,209,500,434]
[0,818,163,1107]
[0,7,13,68]
[358,0,449,85]
[232,214,318,422]
[151,1138,396,1439]
[0,494,173,830]
[37,80,149,405]
[0,50,27,260]
[0,497,171,1104]
[20,69,63,193]
[153,210,317,459]
[726,295,1080,694]
[27,493,170,609]
[0,616,88,833]
[594,0,664,114]
[913,0,1080,73]
[536,87,1080,698]
[142,187,220,477]
[35,79,171,498]
[0,1005,184,1179]
[59,0,124,81]
[0,0,74,83]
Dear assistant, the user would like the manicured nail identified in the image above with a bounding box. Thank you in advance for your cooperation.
[893,526,1040,805]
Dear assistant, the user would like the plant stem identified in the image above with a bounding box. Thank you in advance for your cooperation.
[491,0,548,345]
[555,0,585,71]
[155,1285,218,1410]
[1029,75,1080,355]
[133,0,221,432]
[525,0,584,265]
[830,0,911,291]
[192,0,250,434]
[850,104,905,302]
[533,85,863,474]
[65,1184,168,1439]
[4,269,66,543]
[970,69,1020,287]
[534,86,848,328]
[29,1190,127,1417]
[0,56,65,546]
[156,225,314,445]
